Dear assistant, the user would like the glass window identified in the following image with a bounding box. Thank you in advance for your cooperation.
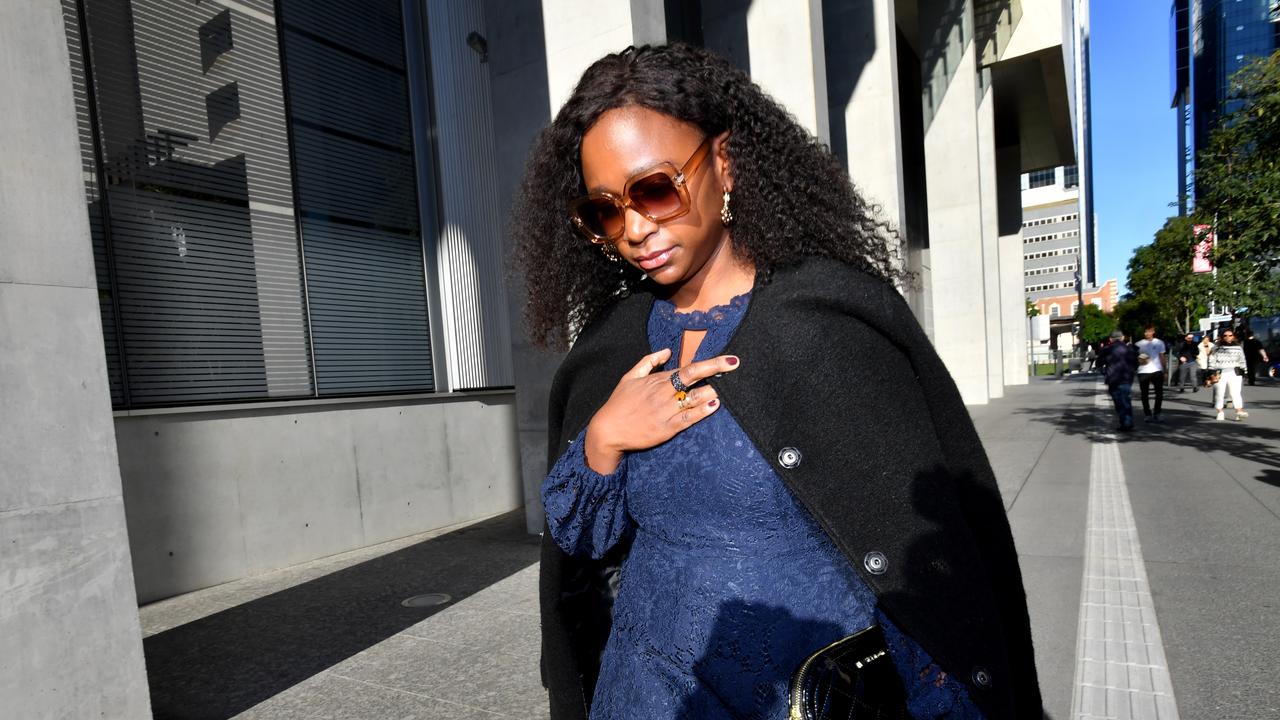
[69,0,313,406]
[1064,165,1079,189]
[65,0,437,407]
[1029,168,1056,188]
[278,0,435,396]
[1050,304,1061,317]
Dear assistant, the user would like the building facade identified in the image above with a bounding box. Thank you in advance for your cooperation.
[3,0,1090,715]
[1019,162,1112,319]
[1172,0,1280,210]
[1021,165,1086,304]
[1031,279,1119,319]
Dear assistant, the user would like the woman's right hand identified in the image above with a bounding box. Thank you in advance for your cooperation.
[583,348,741,474]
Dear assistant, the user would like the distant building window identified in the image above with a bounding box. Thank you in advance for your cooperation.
[1029,168,1056,188]
[1064,165,1079,189]
[1071,301,1080,315]
[1050,304,1061,317]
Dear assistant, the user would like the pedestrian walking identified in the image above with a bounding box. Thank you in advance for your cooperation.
[1098,330,1138,431]
[1208,328,1249,421]
[520,44,1040,720]
[1173,332,1200,392]
[1197,334,1215,388]
[1241,329,1269,386]
[1135,325,1167,422]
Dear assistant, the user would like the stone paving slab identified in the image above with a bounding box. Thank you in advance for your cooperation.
[233,565,548,719]
[1070,391,1179,720]
[142,376,1280,719]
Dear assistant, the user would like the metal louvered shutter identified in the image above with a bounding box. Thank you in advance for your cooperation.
[278,0,435,396]
[70,0,313,407]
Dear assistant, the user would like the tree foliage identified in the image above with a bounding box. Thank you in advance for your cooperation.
[1112,298,1176,340]
[1077,303,1116,345]
[1123,215,1212,333]
[1192,49,1280,315]
[1025,299,1040,318]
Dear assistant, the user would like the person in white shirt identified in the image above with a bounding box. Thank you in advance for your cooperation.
[1135,325,1168,422]
[1208,328,1249,421]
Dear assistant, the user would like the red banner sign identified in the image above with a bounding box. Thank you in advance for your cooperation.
[1193,224,1214,273]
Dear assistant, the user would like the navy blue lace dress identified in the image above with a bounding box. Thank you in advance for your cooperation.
[542,292,983,720]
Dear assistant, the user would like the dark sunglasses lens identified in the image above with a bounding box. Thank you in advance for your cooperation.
[628,173,683,219]
[576,198,623,239]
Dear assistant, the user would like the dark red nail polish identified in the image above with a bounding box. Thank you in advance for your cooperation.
[709,399,719,407]
[726,356,739,366]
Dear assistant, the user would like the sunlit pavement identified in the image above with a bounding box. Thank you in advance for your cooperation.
[139,374,1280,719]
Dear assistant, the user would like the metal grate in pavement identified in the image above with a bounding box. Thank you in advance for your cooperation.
[1070,389,1180,720]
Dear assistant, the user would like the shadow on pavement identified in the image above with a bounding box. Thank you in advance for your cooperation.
[1013,374,1280,475]
[144,510,540,719]
[1254,468,1280,489]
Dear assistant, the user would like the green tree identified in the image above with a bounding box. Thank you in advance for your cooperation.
[1077,303,1116,345]
[1026,299,1040,318]
[1193,49,1280,316]
[1112,298,1175,340]
[1123,215,1212,333]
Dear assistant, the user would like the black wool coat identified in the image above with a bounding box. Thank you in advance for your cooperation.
[540,256,1042,719]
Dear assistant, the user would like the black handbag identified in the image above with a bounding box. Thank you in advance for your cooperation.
[789,625,912,720]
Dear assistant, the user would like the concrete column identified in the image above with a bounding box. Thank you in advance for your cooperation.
[542,0,666,114]
[0,1,151,716]
[630,0,667,46]
[518,0,669,531]
[976,76,1004,399]
[825,0,906,231]
[919,0,990,404]
[1000,231,1030,386]
[743,0,830,143]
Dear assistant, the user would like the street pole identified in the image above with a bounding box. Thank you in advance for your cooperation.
[1074,265,1083,357]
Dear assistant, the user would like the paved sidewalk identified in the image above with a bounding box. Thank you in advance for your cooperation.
[139,375,1280,719]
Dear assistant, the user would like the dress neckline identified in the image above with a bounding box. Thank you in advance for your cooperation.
[653,292,752,330]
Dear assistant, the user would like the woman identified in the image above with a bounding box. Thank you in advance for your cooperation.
[1208,328,1248,420]
[1197,334,1214,387]
[517,44,1041,720]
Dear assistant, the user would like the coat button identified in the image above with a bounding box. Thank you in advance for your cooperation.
[777,447,802,468]
[972,667,993,688]
[863,551,888,575]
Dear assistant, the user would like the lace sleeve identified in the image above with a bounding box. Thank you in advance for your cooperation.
[541,429,630,559]
[878,609,986,719]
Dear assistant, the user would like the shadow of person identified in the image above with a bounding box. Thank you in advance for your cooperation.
[868,463,1041,716]
[1255,468,1280,489]
[677,599,845,719]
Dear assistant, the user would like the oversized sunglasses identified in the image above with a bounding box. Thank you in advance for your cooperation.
[568,136,713,243]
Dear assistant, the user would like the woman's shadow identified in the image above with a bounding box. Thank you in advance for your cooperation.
[676,598,845,719]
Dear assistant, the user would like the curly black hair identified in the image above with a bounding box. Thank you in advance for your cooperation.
[514,43,903,351]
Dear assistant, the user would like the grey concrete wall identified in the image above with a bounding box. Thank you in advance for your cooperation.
[0,0,152,715]
[977,83,1005,399]
[743,0,830,143]
[116,394,522,603]
[485,0,561,534]
[1000,231,1031,385]
[920,0,992,405]
[826,0,907,233]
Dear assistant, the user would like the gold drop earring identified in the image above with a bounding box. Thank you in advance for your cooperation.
[720,190,733,226]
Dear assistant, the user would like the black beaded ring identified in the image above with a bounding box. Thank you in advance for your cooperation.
[669,370,690,394]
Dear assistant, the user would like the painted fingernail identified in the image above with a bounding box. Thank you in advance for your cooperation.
[726,356,739,366]
[708,399,719,408]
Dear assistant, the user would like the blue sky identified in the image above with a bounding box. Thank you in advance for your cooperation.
[1089,1,1179,296]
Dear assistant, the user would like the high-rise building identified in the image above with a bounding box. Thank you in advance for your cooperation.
[1171,0,1280,211]
[1019,0,1104,336]
[1021,165,1087,306]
